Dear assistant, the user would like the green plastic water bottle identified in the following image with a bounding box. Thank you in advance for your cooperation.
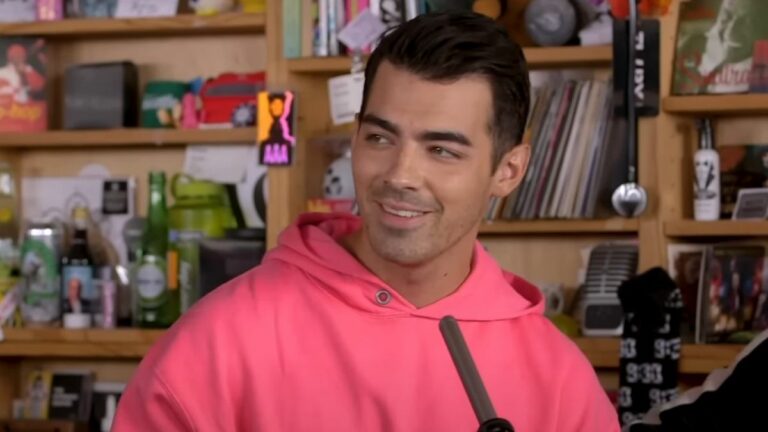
[168,174,236,313]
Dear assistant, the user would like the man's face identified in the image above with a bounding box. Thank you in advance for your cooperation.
[7,45,27,69]
[352,61,524,264]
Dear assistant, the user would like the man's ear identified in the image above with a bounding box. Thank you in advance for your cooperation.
[490,142,530,197]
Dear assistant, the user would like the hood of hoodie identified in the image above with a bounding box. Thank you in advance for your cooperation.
[264,212,544,321]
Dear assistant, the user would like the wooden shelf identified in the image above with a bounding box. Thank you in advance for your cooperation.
[663,94,768,116]
[288,45,612,74]
[0,329,743,373]
[665,220,768,237]
[523,45,613,68]
[0,128,255,148]
[0,328,164,358]
[479,219,639,235]
[574,337,744,374]
[0,13,266,38]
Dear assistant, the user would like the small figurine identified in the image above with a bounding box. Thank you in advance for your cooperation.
[181,92,199,129]
[323,150,355,200]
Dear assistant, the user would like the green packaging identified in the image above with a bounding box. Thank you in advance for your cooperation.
[140,81,189,128]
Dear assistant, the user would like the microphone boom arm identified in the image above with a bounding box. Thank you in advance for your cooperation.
[440,316,515,432]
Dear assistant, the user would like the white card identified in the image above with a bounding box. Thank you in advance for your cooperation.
[328,73,365,126]
[337,8,387,50]
[0,0,36,23]
[114,0,179,18]
[183,144,253,184]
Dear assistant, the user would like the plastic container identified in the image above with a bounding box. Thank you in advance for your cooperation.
[169,174,236,312]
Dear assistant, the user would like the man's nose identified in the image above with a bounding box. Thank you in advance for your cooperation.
[383,142,423,191]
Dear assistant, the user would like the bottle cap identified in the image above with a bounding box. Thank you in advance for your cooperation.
[697,118,714,150]
[72,206,90,228]
[149,171,166,184]
[63,313,92,329]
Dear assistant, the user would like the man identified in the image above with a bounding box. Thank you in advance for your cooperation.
[0,43,44,105]
[113,12,620,431]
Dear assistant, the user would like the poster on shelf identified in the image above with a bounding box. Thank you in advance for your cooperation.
[257,90,296,166]
[672,0,768,95]
[0,37,48,132]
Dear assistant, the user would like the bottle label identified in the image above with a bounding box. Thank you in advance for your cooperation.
[172,230,202,313]
[20,238,59,323]
[62,265,94,316]
[137,258,166,307]
[180,260,194,312]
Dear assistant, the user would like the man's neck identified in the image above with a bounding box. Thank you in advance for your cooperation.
[341,228,476,308]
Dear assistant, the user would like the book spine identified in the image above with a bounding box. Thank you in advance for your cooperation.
[316,0,330,56]
[283,0,302,59]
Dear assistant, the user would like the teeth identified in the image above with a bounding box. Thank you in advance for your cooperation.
[382,205,424,218]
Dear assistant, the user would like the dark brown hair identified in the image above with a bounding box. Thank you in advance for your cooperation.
[359,11,530,167]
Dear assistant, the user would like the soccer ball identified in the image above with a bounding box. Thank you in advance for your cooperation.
[323,153,355,199]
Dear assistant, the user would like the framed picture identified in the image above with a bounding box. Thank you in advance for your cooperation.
[732,188,768,220]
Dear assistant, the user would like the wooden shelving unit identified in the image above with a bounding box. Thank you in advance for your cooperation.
[288,45,612,73]
[0,128,255,148]
[0,328,743,374]
[665,220,768,237]
[0,12,266,37]
[0,10,280,418]
[663,94,768,116]
[0,0,755,414]
[0,328,163,358]
[479,218,639,234]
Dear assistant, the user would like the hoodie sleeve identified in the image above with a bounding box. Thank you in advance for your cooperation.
[557,357,622,432]
[112,368,195,432]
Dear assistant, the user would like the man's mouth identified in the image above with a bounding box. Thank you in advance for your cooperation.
[380,204,427,219]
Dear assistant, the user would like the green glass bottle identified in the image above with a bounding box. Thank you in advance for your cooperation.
[135,171,178,328]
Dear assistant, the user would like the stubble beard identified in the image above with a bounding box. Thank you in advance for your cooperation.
[365,219,439,266]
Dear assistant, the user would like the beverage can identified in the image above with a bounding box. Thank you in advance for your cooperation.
[173,230,202,313]
[20,222,63,325]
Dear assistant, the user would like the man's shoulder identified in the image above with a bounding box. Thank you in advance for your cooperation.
[138,259,308,367]
[520,313,595,370]
[187,257,308,317]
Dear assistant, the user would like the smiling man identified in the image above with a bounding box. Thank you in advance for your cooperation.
[113,12,620,432]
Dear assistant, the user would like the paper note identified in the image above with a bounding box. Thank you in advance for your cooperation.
[183,144,253,184]
[114,0,179,18]
[328,73,365,126]
[337,8,387,50]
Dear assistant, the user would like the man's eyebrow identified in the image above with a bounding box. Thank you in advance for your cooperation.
[361,114,471,147]
[360,114,401,136]
[418,130,472,147]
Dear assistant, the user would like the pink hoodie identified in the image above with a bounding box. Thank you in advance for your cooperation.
[113,213,620,431]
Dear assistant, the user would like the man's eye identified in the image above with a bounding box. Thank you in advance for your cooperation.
[366,134,389,145]
[430,146,459,159]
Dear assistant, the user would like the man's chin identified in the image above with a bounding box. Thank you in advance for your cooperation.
[374,246,431,266]
[367,233,433,265]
